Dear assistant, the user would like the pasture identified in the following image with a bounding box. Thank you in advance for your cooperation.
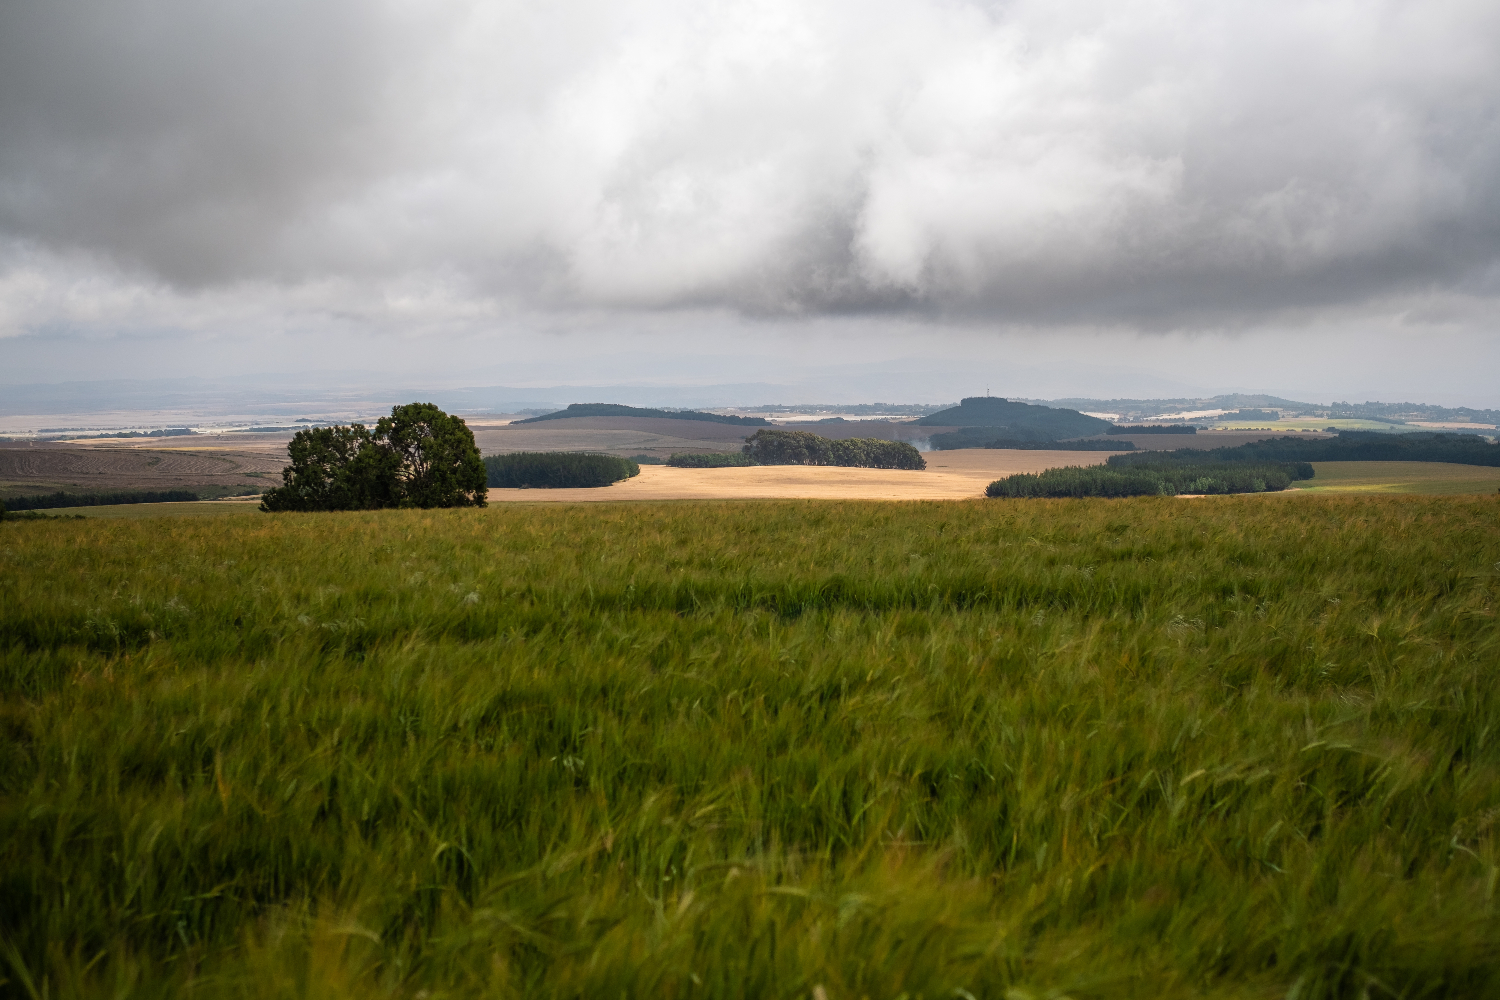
[3,495,1498,998]
[1295,461,1500,496]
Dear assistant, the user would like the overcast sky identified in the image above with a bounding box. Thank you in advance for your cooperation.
[3,0,1498,404]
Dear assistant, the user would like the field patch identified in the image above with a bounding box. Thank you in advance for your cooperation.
[3,497,1497,996]
[1298,460,1500,494]
[0,444,283,499]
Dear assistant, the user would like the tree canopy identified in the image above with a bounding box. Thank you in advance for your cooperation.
[742,430,926,469]
[260,403,487,511]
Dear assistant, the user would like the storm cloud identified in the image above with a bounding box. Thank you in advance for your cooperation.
[2,0,1499,329]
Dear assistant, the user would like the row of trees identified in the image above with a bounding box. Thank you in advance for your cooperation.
[260,403,487,511]
[987,462,1309,498]
[484,452,639,488]
[741,430,926,469]
[3,489,201,511]
[666,452,756,468]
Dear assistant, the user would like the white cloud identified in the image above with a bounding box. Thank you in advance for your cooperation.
[1,0,1498,340]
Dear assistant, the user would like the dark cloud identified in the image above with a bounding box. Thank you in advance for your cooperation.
[1,0,1498,327]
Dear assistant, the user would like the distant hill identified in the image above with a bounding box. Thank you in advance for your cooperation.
[1037,394,1500,426]
[513,404,770,426]
[1039,394,1314,415]
[915,397,1113,440]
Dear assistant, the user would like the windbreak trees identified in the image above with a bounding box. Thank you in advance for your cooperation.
[260,404,486,512]
[741,430,926,470]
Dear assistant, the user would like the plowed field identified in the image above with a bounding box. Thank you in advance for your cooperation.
[0,445,285,499]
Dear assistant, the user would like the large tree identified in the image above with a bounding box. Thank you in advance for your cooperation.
[260,404,486,512]
[378,402,488,508]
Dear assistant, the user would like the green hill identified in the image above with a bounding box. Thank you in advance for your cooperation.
[916,397,1112,440]
[514,404,769,426]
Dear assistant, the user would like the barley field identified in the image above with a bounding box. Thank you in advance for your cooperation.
[2,496,1498,998]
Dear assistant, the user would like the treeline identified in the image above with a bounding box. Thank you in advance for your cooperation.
[1107,431,1500,468]
[485,453,640,488]
[261,404,487,511]
[742,430,926,470]
[3,489,202,511]
[930,428,1134,450]
[1106,425,1196,435]
[987,462,1310,498]
[0,504,86,521]
[667,452,756,468]
[514,404,769,426]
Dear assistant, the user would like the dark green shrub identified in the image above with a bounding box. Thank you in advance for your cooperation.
[741,430,926,470]
[485,452,640,488]
[667,452,757,468]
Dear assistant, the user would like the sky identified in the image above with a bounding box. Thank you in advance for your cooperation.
[3,0,1498,406]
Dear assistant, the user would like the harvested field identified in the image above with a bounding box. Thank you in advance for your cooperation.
[488,448,1108,502]
[0,444,284,500]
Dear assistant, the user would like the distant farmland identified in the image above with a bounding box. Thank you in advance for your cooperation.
[0,445,283,501]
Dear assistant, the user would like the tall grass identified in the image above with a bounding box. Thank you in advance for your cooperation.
[2,496,1498,998]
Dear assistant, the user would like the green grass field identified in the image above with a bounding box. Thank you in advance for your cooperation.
[3,497,1498,998]
[1299,462,1500,496]
[16,499,267,519]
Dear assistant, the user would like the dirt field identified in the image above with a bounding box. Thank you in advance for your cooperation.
[0,444,285,499]
[488,449,1109,502]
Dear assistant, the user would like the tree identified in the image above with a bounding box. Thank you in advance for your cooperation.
[378,403,488,508]
[260,404,486,512]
